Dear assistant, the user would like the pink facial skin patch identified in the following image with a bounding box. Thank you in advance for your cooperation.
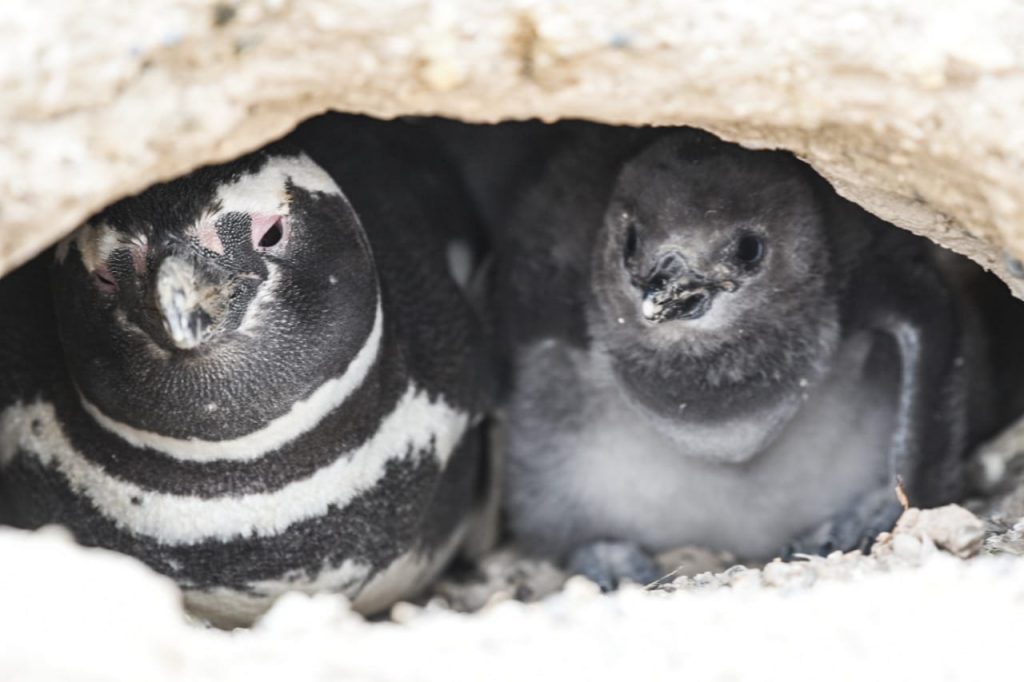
[93,264,118,294]
[195,218,225,255]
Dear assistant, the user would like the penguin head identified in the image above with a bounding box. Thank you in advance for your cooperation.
[590,132,841,424]
[52,147,380,440]
[595,133,831,336]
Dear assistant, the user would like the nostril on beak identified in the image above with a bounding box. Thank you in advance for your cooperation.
[638,251,719,323]
[647,250,687,289]
[641,286,714,323]
[676,291,708,317]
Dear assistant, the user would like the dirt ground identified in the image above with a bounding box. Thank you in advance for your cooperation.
[2,419,1024,682]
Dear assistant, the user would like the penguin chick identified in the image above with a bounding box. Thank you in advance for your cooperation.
[499,127,987,588]
[0,114,492,626]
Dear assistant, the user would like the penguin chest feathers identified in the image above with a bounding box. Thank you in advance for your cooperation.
[1,352,474,625]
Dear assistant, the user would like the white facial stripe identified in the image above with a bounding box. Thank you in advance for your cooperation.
[73,223,124,273]
[214,153,343,217]
[1,385,469,545]
[237,261,282,336]
[79,299,383,462]
[57,223,149,271]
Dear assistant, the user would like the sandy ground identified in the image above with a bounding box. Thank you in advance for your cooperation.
[1,495,1023,681]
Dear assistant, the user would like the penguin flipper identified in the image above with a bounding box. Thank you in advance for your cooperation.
[786,244,969,556]
[864,248,969,508]
[566,540,661,591]
[784,486,904,557]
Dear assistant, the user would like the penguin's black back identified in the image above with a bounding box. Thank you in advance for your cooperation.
[0,255,63,402]
[290,113,491,411]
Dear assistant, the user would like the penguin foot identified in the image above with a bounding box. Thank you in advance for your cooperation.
[784,487,904,558]
[567,540,661,591]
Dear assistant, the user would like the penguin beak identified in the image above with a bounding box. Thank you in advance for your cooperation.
[155,255,224,350]
[638,250,736,323]
[641,285,714,322]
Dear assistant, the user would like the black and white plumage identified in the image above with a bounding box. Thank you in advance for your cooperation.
[0,114,492,626]
[496,125,995,587]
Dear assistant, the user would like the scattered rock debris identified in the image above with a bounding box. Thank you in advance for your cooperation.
[2,468,1024,681]
[432,503,992,611]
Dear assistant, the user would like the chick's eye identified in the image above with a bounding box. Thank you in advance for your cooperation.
[735,234,765,265]
[623,224,639,264]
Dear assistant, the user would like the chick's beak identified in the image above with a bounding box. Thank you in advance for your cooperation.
[155,255,224,350]
[638,249,735,323]
[642,286,713,322]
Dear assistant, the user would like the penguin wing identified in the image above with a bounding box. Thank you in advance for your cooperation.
[289,113,493,412]
[849,239,968,508]
[0,253,66,525]
[0,253,64,405]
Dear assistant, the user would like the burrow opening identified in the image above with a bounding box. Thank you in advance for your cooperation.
[3,113,1024,627]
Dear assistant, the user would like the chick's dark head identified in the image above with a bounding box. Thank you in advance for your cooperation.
[590,132,841,422]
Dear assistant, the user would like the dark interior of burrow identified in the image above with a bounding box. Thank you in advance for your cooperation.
[3,113,1024,626]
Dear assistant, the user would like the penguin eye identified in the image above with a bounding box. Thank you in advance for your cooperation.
[93,266,118,294]
[252,215,287,251]
[734,234,765,266]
